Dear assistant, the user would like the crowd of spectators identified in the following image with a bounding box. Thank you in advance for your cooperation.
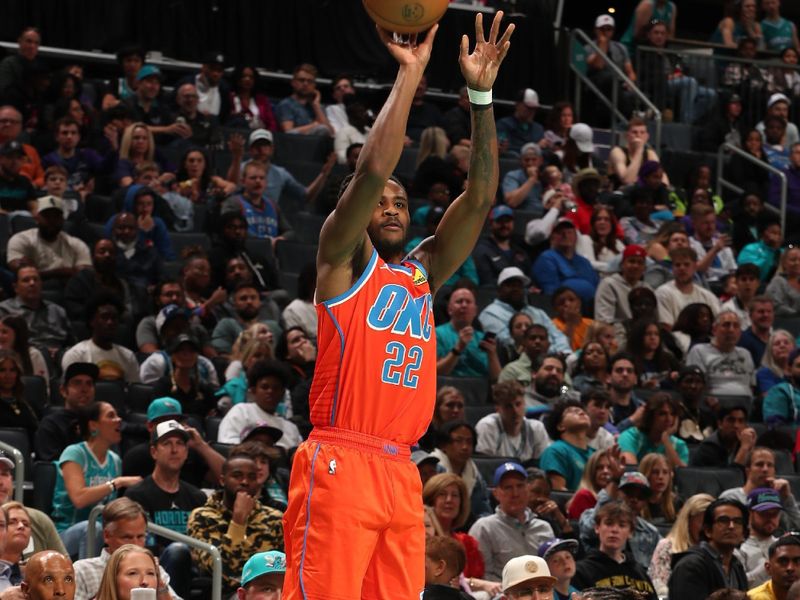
[1,2,800,599]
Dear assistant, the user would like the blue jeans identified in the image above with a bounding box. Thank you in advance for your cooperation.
[59,521,90,561]
[668,75,717,124]
[159,543,193,599]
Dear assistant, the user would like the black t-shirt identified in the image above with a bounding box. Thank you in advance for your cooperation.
[122,443,209,488]
[0,172,35,212]
[125,475,207,541]
[34,408,81,462]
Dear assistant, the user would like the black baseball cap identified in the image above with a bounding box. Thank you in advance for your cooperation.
[63,362,99,384]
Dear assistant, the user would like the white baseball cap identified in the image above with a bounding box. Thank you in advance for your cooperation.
[501,555,557,592]
[768,92,791,109]
[595,14,615,28]
[497,266,531,287]
[517,88,540,108]
[248,128,274,146]
[569,123,595,153]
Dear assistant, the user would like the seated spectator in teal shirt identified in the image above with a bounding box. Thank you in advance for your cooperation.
[737,212,783,282]
[618,392,689,467]
[539,399,595,492]
[406,206,478,288]
[763,347,800,425]
[436,284,500,380]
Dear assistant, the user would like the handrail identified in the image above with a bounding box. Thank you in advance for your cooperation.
[87,504,223,600]
[569,28,662,150]
[636,43,799,71]
[0,440,24,502]
[716,143,788,237]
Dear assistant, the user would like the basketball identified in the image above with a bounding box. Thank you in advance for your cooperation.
[362,0,449,34]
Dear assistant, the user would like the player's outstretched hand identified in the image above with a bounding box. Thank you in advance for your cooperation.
[460,11,515,91]
[378,24,439,69]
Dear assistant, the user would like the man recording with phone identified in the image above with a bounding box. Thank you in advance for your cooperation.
[436,283,501,381]
[688,203,737,290]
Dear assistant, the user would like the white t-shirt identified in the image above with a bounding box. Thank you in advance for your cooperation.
[475,413,551,462]
[685,343,754,397]
[7,229,91,271]
[655,281,721,327]
[62,339,140,383]
[217,402,302,450]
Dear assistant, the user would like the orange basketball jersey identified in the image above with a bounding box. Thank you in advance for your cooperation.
[309,248,436,445]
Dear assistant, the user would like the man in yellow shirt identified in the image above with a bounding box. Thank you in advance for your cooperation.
[749,536,800,600]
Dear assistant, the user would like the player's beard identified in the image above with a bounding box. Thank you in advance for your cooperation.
[368,228,407,263]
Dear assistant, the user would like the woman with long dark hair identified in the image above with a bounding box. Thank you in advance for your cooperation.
[618,392,689,468]
[0,349,37,443]
[226,65,277,131]
[626,318,679,388]
[576,205,625,273]
[672,303,714,354]
[0,315,49,382]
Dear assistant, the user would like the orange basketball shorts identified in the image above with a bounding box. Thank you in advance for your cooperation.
[282,426,425,600]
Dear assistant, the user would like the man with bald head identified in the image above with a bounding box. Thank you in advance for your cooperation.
[109,212,163,287]
[20,551,75,600]
[0,105,44,187]
[174,83,221,148]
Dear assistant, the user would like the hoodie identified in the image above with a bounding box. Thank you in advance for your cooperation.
[667,542,747,600]
[573,549,657,600]
[104,185,176,260]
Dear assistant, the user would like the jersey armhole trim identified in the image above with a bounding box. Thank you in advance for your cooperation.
[319,248,378,308]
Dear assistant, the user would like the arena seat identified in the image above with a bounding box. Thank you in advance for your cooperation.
[273,133,333,164]
[0,427,32,476]
[675,466,744,498]
[94,381,127,416]
[278,272,299,298]
[473,455,516,486]
[775,449,795,475]
[21,375,48,418]
[205,415,223,442]
[437,376,490,406]
[127,383,156,414]
[31,461,57,513]
[465,405,495,427]
[291,211,326,245]
[170,232,211,256]
[275,240,318,275]
[774,318,800,338]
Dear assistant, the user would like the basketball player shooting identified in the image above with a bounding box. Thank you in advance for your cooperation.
[282,12,514,600]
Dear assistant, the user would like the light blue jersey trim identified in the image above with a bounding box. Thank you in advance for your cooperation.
[299,443,322,599]
[321,249,379,308]
[323,304,345,426]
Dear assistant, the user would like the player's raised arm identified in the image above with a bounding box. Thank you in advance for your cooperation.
[317,27,438,282]
[412,12,514,292]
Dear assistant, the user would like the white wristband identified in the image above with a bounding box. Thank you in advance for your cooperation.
[467,87,492,105]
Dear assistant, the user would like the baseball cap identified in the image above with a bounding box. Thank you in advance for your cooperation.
[572,167,602,188]
[0,449,14,470]
[249,129,274,146]
[156,304,190,335]
[728,94,742,104]
[36,195,64,214]
[167,333,200,354]
[497,266,531,287]
[202,51,225,66]
[0,140,24,157]
[768,93,791,109]
[151,419,190,445]
[411,450,440,467]
[748,487,783,512]
[517,88,540,108]
[241,551,286,587]
[622,244,647,260]
[619,471,651,493]
[538,538,579,560]
[62,362,99,384]
[147,397,183,422]
[553,217,577,231]
[501,555,556,592]
[676,364,705,382]
[493,462,527,486]
[136,64,162,81]
[569,123,594,153]
[241,421,284,445]
[595,14,616,28]
[491,205,514,220]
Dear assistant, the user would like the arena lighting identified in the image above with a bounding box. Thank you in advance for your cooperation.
[608,7,616,13]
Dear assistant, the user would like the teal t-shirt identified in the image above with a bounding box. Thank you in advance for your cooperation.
[435,322,488,377]
[51,442,120,531]
[762,17,795,52]
[621,0,675,51]
[539,440,594,491]
[617,427,689,463]
[404,237,479,287]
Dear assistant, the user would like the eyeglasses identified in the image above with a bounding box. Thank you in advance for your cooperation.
[714,516,745,527]
[507,586,554,598]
